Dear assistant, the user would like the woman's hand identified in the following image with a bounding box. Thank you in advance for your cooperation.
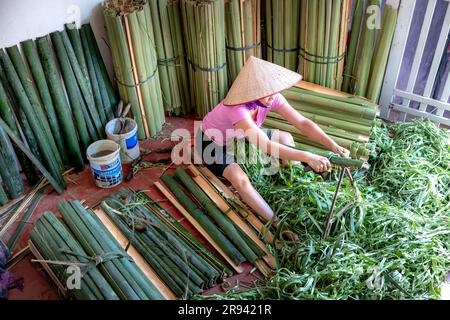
[332,144,350,158]
[306,153,331,173]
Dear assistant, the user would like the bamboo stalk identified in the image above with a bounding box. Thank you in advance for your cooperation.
[94,207,177,300]
[366,1,399,103]
[187,165,276,270]
[155,180,245,273]
[35,36,84,170]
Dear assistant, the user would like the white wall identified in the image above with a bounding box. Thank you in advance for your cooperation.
[0,0,113,77]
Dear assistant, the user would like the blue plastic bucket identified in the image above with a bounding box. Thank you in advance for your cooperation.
[86,140,122,188]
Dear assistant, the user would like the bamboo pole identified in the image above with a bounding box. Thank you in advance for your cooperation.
[187,165,276,270]
[155,181,245,274]
[197,165,275,244]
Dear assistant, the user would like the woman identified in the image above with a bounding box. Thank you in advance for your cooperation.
[196,57,349,231]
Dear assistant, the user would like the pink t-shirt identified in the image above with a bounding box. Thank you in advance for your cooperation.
[202,93,288,146]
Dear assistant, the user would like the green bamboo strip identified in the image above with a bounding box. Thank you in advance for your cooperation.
[316,0,326,85]
[366,1,398,103]
[268,110,371,136]
[32,211,120,300]
[7,189,43,250]
[66,23,89,82]
[342,0,364,92]
[326,0,342,89]
[0,73,39,183]
[0,117,65,194]
[104,7,147,139]
[322,0,332,85]
[353,0,379,96]
[0,49,65,188]
[181,0,228,117]
[175,168,259,263]
[79,27,107,125]
[21,40,70,166]
[336,0,350,90]
[298,0,307,76]
[283,89,377,120]
[60,30,104,139]
[161,174,246,266]
[0,124,23,199]
[83,23,118,119]
[49,32,92,151]
[306,0,317,82]
[0,183,7,205]
[100,201,188,298]
[74,201,165,300]
[60,200,164,300]
[136,191,232,276]
[225,0,261,82]
[31,220,97,300]
[139,4,166,132]
[4,46,64,172]
[58,201,139,300]
[167,0,191,114]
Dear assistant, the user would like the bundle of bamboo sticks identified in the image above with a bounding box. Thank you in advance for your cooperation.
[225,0,262,82]
[342,0,399,103]
[298,0,351,90]
[104,0,165,139]
[265,83,378,159]
[101,188,228,298]
[180,0,228,117]
[265,0,301,71]
[159,166,275,276]
[149,0,191,115]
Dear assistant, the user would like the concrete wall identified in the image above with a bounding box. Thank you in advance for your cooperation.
[0,0,113,77]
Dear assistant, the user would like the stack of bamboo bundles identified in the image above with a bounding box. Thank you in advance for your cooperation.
[0,22,119,202]
[158,165,276,277]
[104,0,165,139]
[298,0,351,90]
[265,82,378,160]
[180,0,228,117]
[225,0,262,82]
[342,0,399,102]
[265,0,301,71]
[149,0,191,115]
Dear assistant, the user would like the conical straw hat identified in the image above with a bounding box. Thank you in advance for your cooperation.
[223,56,303,106]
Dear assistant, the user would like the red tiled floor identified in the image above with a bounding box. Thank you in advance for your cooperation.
[3,116,261,300]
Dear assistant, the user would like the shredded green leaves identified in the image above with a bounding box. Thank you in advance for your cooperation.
[201,120,450,300]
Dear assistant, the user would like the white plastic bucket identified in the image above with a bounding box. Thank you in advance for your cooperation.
[105,118,140,164]
[86,140,122,188]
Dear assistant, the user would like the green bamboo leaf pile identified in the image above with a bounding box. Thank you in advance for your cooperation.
[101,188,227,298]
[264,85,378,159]
[149,0,191,116]
[298,0,350,90]
[343,0,398,103]
[225,0,262,82]
[104,0,165,139]
[30,211,120,300]
[180,0,228,117]
[199,120,450,300]
[265,0,301,71]
[58,200,165,300]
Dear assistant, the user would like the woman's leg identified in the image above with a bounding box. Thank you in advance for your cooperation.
[270,130,299,166]
[223,163,274,222]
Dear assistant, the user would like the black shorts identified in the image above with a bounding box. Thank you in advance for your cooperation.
[195,128,275,177]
